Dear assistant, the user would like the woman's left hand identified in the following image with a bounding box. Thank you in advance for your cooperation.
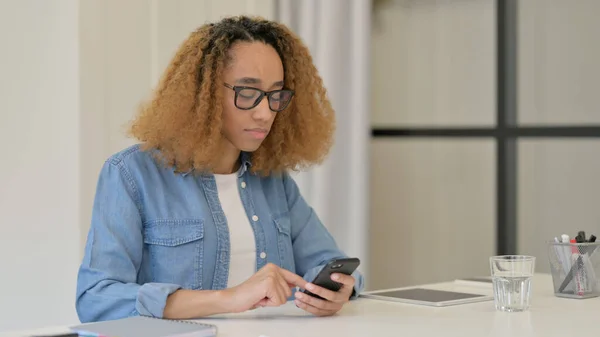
[294,273,355,316]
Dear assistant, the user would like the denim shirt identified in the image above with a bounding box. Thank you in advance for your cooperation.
[75,144,364,322]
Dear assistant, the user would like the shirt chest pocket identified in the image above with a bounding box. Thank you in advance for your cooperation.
[143,219,204,290]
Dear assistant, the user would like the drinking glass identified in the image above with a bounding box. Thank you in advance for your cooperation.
[490,255,536,312]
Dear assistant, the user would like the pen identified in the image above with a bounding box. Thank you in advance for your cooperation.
[561,234,572,272]
[554,237,569,274]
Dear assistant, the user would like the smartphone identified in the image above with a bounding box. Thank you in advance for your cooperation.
[301,257,360,299]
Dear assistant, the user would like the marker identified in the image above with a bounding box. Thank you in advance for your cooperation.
[571,239,585,296]
[570,239,578,252]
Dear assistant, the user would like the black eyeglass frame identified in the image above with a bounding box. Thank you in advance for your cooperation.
[223,83,295,112]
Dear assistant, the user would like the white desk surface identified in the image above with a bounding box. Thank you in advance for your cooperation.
[4,273,599,337]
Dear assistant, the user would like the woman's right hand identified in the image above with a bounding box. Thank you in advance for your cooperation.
[224,263,308,313]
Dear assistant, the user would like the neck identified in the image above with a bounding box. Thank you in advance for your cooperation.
[213,143,241,175]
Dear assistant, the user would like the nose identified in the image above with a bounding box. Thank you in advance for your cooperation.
[251,96,272,121]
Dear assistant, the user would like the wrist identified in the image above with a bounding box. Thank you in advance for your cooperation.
[164,289,233,319]
[214,288,236,313]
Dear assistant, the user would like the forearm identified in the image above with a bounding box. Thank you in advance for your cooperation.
[163,289,232,319]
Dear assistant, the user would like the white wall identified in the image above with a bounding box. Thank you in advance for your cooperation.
[0,0,274,333]
[0,0,80,332]
[369,0,496,289]
[370,0,495,128]
[370,139,496,289]
[518,0,600,125]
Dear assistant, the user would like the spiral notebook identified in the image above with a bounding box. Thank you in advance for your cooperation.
[70,316,217,337]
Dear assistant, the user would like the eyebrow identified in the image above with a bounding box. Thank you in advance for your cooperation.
[235,77,284,88]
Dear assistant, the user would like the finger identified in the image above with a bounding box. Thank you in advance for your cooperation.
[276,270,293,298]
[276,272,293,300]
[275,271,293,303]
[264,291,285,307]
[250,297,269,310]
[294,299,337,317]
[265,276,286,306]
[338,283,355,300]
[304,283,347,303]
[279,268,308,288]
[295,291,341,311]
[273,279,288,305]
[331,273,356,287]
[333,274,356,299]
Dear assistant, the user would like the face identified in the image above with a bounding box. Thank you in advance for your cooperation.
[220,41,285,152]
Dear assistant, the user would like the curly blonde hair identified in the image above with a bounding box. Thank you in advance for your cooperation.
[128,15,335,176]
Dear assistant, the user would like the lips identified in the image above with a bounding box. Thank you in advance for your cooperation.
[245,128,269,140]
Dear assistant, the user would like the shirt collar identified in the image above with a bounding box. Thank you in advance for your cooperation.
[238,151,252,177]
[181,151,252,177]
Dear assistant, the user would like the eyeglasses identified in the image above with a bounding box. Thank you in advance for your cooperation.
[223,83,294,112]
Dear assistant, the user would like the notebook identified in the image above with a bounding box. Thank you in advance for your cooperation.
[70,316,217,337]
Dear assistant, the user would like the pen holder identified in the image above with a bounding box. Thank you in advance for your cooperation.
[547,241,600,299]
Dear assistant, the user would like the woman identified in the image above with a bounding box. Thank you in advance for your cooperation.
[75,15,364,323]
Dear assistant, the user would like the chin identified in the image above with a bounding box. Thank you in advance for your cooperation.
[238,141,263,152]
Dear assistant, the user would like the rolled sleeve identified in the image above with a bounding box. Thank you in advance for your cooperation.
[136,283,183,317]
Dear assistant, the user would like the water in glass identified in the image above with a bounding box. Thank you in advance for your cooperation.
[492,274,532,312]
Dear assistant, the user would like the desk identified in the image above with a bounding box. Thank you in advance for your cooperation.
[4,274,599,337]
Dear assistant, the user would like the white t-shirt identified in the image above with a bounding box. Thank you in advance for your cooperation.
[214,171,257,288]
